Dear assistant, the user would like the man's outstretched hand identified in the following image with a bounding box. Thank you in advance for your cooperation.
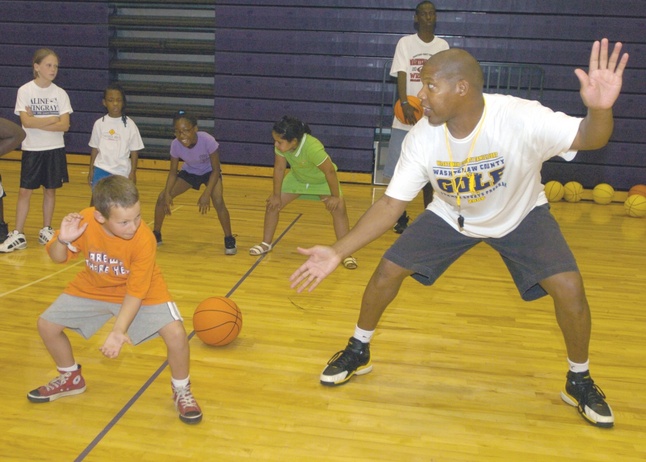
[289,245,342,293]
[576,38,629,111]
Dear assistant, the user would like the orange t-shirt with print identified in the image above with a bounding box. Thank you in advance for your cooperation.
[46,207,172,305]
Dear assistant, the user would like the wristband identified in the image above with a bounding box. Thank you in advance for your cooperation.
[400,100,409,105]
[57,235,79,253]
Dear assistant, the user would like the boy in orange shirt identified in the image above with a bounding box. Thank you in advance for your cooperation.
[28,175,202,424]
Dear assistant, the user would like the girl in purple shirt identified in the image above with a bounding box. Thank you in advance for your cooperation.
[153,111,236,255]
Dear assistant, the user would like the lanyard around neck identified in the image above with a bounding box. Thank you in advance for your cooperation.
[443,103,486,229]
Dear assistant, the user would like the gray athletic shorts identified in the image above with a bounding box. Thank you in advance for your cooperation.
[383,204,579,301]
[40,294,183,345]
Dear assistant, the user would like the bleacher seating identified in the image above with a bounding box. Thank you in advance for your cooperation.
[0,2,643,188]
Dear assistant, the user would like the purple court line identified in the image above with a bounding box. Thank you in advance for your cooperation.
[74,214,302,462]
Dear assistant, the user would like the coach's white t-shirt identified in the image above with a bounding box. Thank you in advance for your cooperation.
[386,94,582,238]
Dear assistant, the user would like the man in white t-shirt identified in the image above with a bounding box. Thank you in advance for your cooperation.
[385,1,449,233]
[291,40,629,429]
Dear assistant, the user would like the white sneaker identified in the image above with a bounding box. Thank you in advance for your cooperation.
[38,226,55,245]
[0,230,27,253]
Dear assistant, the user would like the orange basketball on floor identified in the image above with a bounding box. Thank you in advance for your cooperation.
[193,297,242,346]
[628,184,646,198]
[394,96,423,124]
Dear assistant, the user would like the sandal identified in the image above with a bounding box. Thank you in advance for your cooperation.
[249,242,272,256]
[342,256,358,270]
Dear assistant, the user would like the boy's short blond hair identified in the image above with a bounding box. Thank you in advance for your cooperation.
[93,176,139,218]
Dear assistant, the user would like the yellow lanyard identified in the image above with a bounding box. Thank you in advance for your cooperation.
[443,103,486,229]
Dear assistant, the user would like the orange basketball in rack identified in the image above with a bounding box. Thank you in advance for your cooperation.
[394,96,423,125]
[628,184,646,198]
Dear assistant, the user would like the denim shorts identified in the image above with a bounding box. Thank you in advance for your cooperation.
[383,204,579,301]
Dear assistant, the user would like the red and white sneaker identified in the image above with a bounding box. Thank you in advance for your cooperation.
[172,382,202,424]
[28,366,86,403]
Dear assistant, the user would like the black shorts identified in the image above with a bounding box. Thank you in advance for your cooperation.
[20,148,69,189]
[177,169,218,190]
[384,204,579,301]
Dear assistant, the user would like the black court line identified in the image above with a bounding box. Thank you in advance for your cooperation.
[74,214,302,462]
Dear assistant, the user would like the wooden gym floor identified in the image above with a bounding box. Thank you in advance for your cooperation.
[0,160,644,461]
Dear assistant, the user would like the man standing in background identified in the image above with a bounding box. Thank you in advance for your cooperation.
[384,1,449,233]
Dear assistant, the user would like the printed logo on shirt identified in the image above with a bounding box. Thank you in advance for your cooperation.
[434,152,507,203]
[86,251,130,277]
[29,97,60,116]
[409,54,433,83]
[103,129,121,143]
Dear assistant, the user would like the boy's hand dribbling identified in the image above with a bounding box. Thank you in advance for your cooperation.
[100,331,133,359]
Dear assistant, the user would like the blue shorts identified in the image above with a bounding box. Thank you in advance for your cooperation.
[20,148,69,189]
[90,166,113,188]
[383,204,579,301]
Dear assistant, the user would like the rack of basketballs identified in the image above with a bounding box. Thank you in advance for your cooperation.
[544,181,646,218]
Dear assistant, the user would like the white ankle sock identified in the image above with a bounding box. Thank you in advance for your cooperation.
[353,325,374,344]
[568,358,589,373]
[172,377,190,389]
[58,364,79,373]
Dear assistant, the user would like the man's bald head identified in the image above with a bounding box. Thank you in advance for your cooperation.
[426,48,484,90]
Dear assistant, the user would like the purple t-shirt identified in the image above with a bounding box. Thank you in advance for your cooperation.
[170,131,219,176]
